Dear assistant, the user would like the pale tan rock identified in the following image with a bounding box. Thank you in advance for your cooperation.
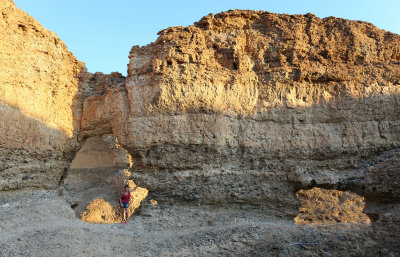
[81,184,148,224]
[61,135,142,220]
[1,2,400,219]
[123,11,400,117]
[81,10,400,213]
[0,0,86,190]
[1,3,400,254]
[69,135,131,169]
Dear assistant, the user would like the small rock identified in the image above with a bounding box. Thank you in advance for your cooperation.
[1,203,10,207]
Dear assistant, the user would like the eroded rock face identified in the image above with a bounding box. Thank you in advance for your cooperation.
[81,179,148,224]
[79,168,148,224]
[80,10,400,214]
[1,3,400,254]
[1,2,400,220]
[362,149,400,200]
[69,135,132,170]
[0,0,86,190]
[62,135,134,217]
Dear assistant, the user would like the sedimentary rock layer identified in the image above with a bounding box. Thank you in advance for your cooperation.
[0,0,86,190]
[79,10,400,214]
[1,2,400,218]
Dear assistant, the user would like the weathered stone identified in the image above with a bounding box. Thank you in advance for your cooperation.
[0,0,86,190]
[80,10,400,214]
[2,2,400,217]
[61,135,138,220]
[1,1,400,254]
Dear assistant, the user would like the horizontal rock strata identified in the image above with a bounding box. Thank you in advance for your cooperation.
[0,0,85,190]
[79,10,400,215]
[1,2,400,220]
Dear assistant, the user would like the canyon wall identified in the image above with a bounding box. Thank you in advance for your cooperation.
[81,10,400,214]
[1,1,400,218]
[1,3,400,254]
[0,0,86,190]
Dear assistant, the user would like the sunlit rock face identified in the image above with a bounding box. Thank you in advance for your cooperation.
[69,135,132,170]
[294,187,370,225]
[2,2,400,254]
[0,0,135,222]
[0,0,126,192]
[80,10,400,214]
[1,0,400,220]
[0,0,86,190]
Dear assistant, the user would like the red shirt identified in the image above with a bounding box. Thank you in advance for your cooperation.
[121,191,130,203]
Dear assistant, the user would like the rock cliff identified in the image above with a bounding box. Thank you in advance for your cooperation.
[0,0,86,190]
[2,1,400,213]
[1,1,400,254]
[80,10,400,216]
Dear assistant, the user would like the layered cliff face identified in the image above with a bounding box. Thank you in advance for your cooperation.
[1,0,400,218]
[2,2,400,255]
[80,10,400,215]
[0,0,87,190]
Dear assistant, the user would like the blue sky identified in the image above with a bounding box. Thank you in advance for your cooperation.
[14,0,400,76]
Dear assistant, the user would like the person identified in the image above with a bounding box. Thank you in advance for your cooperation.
[120,185,131,224]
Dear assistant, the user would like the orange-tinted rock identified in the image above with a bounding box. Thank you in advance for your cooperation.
[84,10,400,211]
[81,184,148,224]
[1,2,400,218]
[295,187,370,225]
[124,10,400,117]
[0,0,86,190]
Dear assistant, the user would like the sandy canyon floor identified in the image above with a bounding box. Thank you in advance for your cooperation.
[0,189,386,257]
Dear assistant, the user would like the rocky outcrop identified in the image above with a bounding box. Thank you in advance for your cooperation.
[79,10,400,215]
[69,135,132,170]
[0,1,127,194]
[1,0,400,220]
[1,2,400,254]
[0,0,86,190]
[0,0,140,222]
[80,180,148,224]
